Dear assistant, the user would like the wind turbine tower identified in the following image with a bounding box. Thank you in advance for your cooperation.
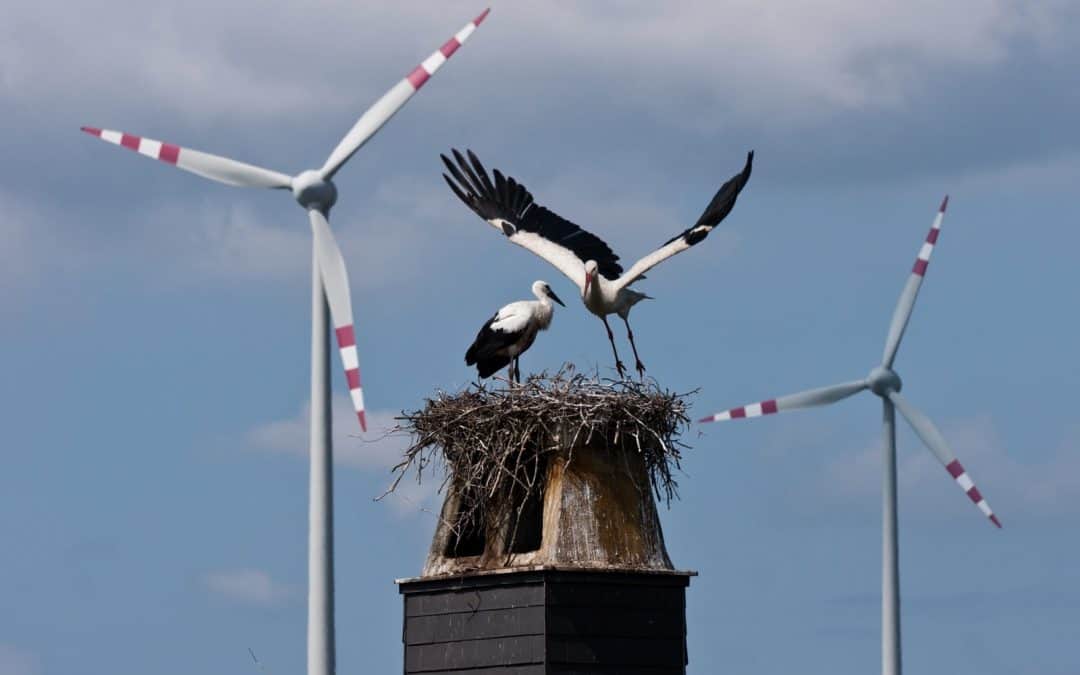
[82,10,491,675]
[700,197,1000,675]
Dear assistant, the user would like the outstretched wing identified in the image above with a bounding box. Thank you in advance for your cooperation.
[616,151,753,290]
[442,149,622,289]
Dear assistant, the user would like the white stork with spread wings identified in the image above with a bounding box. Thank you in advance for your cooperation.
[442,148,753,377]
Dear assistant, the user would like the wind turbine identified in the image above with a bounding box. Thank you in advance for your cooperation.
[81,9,490,675]
[699,196,1000,675]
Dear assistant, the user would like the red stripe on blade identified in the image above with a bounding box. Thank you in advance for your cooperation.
[120,134,141,150]
[940,195,949,212]
[159,143,180,164]
[440,37,461,57]
[697,416,715,424]
[345,368,360,390]
[926,229,939,244]
[407,65,430,89]
[357,410,367,432]
[990,514,1002,528]
[730,407,747,419]
[335,325,356,348]
[946,460,964,478]
[474,8,491,24]
[762,399,779,414]
[966,487,983,504]
[912,259,928,276]
[80,126,103,136]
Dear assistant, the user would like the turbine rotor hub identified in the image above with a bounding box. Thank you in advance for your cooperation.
[867,366,902,396]
[292,170,338,211]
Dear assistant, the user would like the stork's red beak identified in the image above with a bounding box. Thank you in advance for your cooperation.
[583,271,592,295]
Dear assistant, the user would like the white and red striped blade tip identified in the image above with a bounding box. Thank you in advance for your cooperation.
[946,459,1001,528]
[405,8,490,91]
[699,399,779,423]
[81,126,182,165]
[334,325,367,432]
[912,194,948,277]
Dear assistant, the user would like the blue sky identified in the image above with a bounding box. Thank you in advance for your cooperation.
[2,1,1078,673]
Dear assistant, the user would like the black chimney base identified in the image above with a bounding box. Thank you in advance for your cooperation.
[397,567,694,674]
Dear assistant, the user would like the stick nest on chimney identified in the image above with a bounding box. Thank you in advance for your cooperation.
[388,367,693,550]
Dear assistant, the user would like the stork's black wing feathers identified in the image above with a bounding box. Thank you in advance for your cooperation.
[464,314,518,365]
[442,148,624,280]
[663,150,754,247]
[465,313,522,378]
[523,205,623,279]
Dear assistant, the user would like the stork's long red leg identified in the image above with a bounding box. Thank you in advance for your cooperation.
[601,316,627,378]
[622,316,646,378]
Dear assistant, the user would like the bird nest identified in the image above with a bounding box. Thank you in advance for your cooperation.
[387,368,692,550]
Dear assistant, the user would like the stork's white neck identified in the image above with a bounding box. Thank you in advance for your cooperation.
[529,283,556,329]
[535,300,554,329]
[583,272,608,310]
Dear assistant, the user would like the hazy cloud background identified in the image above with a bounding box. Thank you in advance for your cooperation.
[203,568,295,607]
[1,1,1077,673]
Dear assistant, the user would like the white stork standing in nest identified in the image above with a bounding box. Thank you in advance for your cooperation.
[442,148,753,377]
[466,280,565,382]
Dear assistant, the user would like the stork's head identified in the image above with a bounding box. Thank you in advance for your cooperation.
[532,280,565,307]
[583,260,599,296]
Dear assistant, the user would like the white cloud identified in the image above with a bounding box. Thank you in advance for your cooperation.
[93,172,457,291]
[246,398,442,516]
[202,568,294,607]
[2,3,347,121]
[5,1,1072,125]
[246,398,404,469]
[508,1,1072,121]
[0,191,92,311]
[0,643,40,675]
[4,1,1073,308]
[820,413,1080,520]
[0,193,34,291]
[949,150,1080,195]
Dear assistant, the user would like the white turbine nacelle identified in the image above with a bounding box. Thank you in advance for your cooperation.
[867,366,902,396]
[293,170,338,212]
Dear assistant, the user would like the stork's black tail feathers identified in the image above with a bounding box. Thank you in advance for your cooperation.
[473,355,512,379]
[465,313,516,379]
[466,342,511,378]
[695,150,754,228]
[466,333,511,378]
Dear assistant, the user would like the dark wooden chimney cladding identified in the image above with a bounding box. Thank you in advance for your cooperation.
[399,568,693,674]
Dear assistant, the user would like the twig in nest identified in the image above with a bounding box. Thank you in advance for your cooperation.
[387,366,693,554]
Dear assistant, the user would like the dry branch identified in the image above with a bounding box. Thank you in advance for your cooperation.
[388,367,693,552]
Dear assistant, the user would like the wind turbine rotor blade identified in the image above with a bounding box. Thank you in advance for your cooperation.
[699,379,868,423]
[80,127,292,189]
[887,390,1001,528]
[308,210,367,432]
[319,8,491,179]
[881,196,948,367]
